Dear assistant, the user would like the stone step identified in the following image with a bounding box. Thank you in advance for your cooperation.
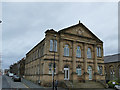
[65,81,105,88]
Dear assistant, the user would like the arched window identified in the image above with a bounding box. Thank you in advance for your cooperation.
[97,47,101,57]
[50,40,53,51]
[87,48,92,58]
[76,46,81,57]
[76,66,82,76]
[50,39,57,52]
[64,45,69,56]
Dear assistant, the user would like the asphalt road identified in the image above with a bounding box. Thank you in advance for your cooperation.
[2,75,11,89]
[2,75,27,89]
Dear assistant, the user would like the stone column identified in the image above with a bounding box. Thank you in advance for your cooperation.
[72,41,78,82]
[83,43,89,81]
[58,39,64,80]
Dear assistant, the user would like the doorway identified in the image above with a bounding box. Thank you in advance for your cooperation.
[64,66,69,80]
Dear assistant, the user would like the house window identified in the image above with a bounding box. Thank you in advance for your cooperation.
[99,66,103,75]
[49,63,56,74]
[76,46,81,57]
[97,47,101,57]
[76,67,82,76]
[87,48,91,58]
[97,66,100,73]
[50,39,57,52]
[64,45,69,56]
[50,40,53,51]
[98,66,102,75]
[54,40,57,52]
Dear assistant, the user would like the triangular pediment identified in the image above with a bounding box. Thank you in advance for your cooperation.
[59,23,102,43]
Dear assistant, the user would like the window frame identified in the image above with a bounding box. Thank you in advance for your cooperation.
[76,67,82,76]
[64,44,69,56]
[97,47,101,57]
[87,47,92,59]
[76,46,81,58]
[50,40,53,51]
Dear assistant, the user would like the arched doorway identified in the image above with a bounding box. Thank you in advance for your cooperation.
[64,65,69,80]
[88,66,92,80]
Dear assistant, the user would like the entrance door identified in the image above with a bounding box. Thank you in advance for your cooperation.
[64,66,69,80]
[88,66,92,80]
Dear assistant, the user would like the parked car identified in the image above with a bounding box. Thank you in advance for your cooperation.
[12,75,21,82]
[9,73,14,77]
[115,85,120,90]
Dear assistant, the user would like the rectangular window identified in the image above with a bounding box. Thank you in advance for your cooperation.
[54,40,57,52]
[50,40,53,51]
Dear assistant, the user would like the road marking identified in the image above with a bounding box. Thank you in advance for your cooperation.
[23,83,29,88]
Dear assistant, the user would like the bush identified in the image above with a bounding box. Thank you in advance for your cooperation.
[108,80,119,88]
[116,79,120,83]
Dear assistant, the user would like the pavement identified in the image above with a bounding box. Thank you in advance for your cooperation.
[1,75,116,90]
[22,78,67,90]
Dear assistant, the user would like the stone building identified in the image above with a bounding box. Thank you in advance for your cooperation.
[10,57,25,77]
[104,54,120,81]
[10,63,18,75]
[25,22,105,85]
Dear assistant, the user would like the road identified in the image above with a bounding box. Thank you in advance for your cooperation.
[2,75,27,89]
[1,75,115,90]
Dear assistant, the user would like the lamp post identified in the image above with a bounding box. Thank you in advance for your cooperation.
[0,20,2,23]
[53,34,56,90]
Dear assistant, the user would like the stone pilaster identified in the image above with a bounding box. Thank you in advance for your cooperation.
[83,43,89,81]
[58,40,64,80]
[94,44,98,73]
[93,44,99,81]
[72,41,78,82]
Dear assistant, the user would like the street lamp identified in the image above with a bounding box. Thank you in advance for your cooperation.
[53,34,56,90]
[0,20,2,23]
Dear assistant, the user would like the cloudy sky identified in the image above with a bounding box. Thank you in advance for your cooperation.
[1,2,118,69]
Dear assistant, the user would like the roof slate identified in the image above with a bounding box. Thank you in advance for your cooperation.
[104,53,120,63]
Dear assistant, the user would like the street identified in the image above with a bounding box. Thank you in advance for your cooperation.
[1,75,116,90]
[2,75,27,89]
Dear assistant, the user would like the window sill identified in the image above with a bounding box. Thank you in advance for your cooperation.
[49,51,57,53]
[63,56,71,58]
[76,57,82,59]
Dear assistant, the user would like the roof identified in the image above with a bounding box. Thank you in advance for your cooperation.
[58,22,103,43]
[104,53,120,63]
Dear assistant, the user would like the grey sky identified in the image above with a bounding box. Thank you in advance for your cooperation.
[2,2,118,69]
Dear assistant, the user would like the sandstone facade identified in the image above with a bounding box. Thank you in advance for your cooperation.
[25,22,105,85]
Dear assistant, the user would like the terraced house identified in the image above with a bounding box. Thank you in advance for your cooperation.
[25,21,105,86]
